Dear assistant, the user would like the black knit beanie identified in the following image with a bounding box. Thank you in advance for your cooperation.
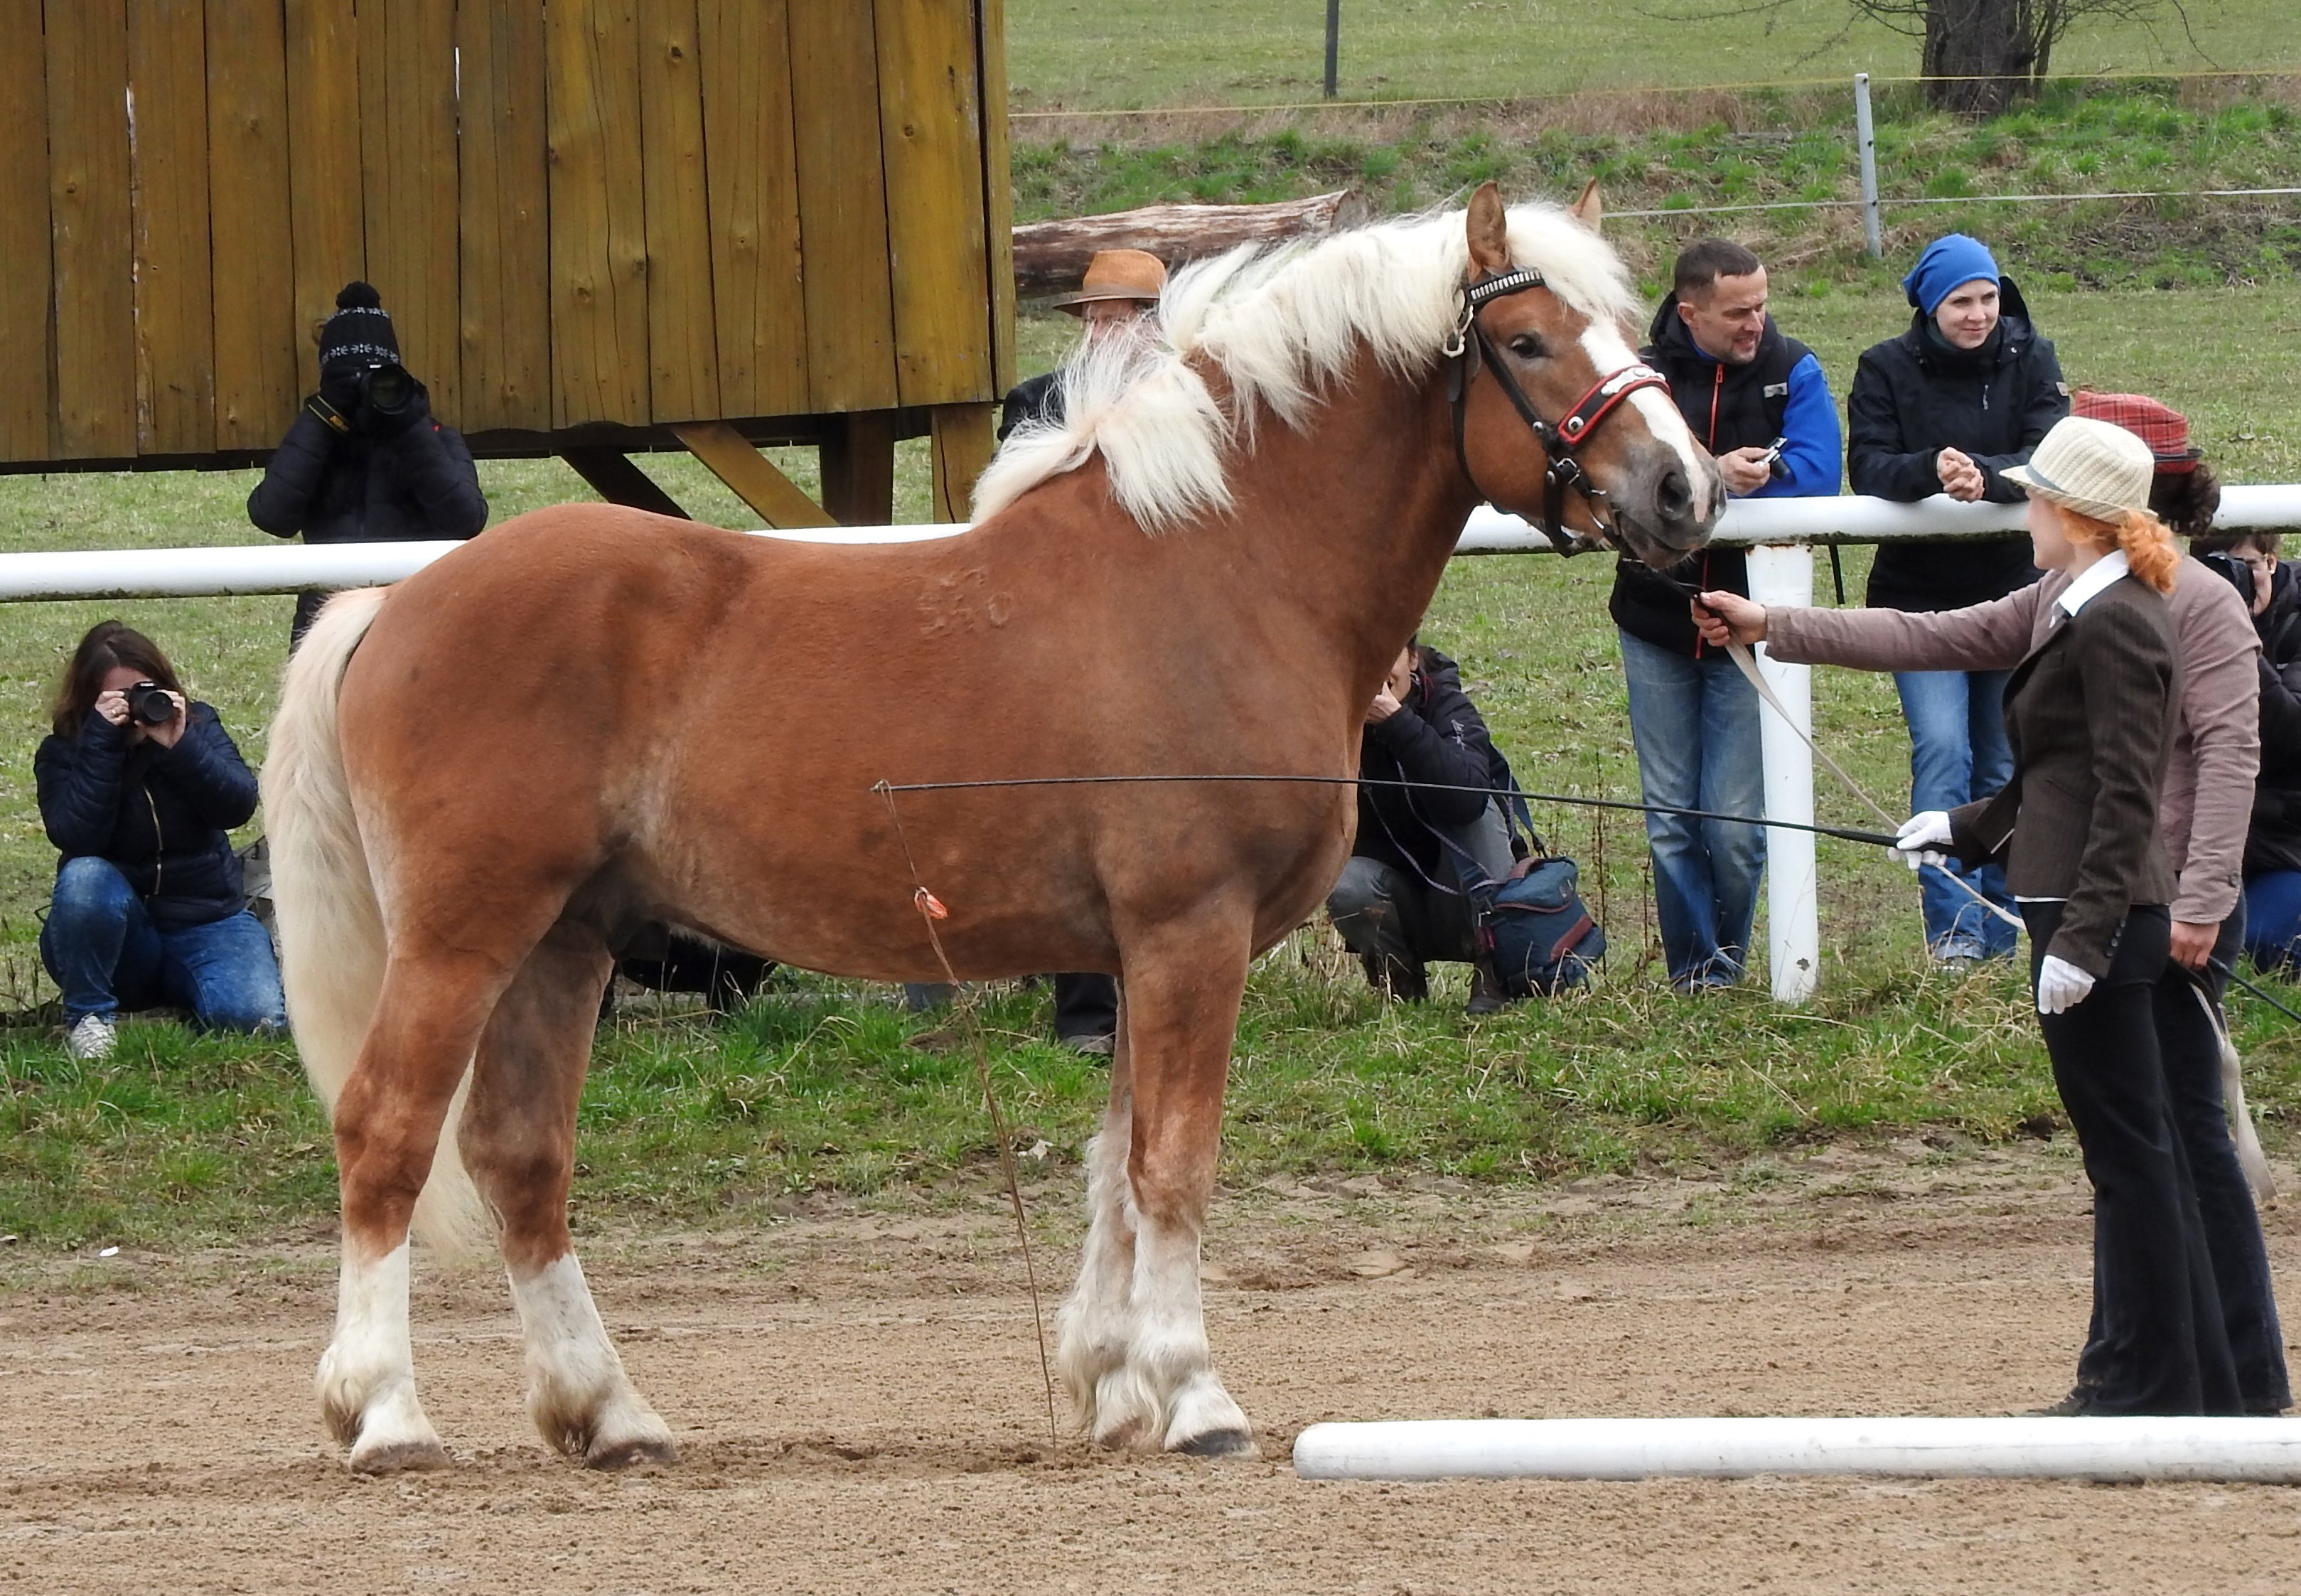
[318,282,400,371]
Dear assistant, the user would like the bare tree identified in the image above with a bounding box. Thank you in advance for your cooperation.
[1851,1,2165,115]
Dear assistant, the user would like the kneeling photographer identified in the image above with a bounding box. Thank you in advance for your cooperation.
[36,623,286,1061]
[247,282,488,647]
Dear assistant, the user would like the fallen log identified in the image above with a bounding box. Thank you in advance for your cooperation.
[1012,191,1371,297]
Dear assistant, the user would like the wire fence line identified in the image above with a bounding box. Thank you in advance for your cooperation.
[1009,66,2299,121]
[1607,185,2301,220]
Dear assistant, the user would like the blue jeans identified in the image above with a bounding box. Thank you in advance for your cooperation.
[2241,870,2301,971]
[1894,668,2019,958]
[40,857,286,1032]
[1619,630,1765,987]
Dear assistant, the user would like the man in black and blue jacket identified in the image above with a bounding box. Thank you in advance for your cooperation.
[1610,240,1842,991]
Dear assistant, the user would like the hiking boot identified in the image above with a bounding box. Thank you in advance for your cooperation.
[1360,951,1429,1004]
[65,1014,117,1062]
[2022,1387,2099,1418]
[1059,1030,1117,1059]
[1464,960,1511,1017]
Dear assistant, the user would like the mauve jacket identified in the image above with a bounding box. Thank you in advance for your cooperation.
[1765,556,2260,927]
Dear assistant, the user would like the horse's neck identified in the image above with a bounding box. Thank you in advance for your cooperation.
[1220,355,1476,675]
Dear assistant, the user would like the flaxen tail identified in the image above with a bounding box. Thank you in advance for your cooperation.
[263,589,489,1254]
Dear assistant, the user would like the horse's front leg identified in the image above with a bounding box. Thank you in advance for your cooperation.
[1055,989,1147,1445]
[1105,912,1257,1457]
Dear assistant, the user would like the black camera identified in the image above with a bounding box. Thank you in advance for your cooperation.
[1760,436,1791,483]
[356,360,417,422]
[124,680,176,726]
[2199,549,2256,606]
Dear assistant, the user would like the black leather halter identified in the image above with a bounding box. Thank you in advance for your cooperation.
[1446,267,1671,555]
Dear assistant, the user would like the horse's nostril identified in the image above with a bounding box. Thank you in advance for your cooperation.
[1656,467,1693,523]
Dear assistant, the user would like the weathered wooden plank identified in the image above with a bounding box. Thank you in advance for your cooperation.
[48,0,138,458]
[695,0,807,419]
[547,0,650,427]
[787,0,896,414]
[559,448,687,518]
[673,421,834,527]
[875,0,992,407]
[640,0,719,424]
[0,2,54,461]
[928,402,996,523]
[456,0,551,432]
[207,0,300,449]
[285,0,365,366]
[975,0,1016,392]
[358,0,459,417]
[819,410,896,526]
[1013,192,1367,295]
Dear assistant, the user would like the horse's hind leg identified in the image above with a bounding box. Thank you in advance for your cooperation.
[460,922,675,1469]
[318,955,498,1473]
[1110,913,1258,1457]
[1055,991,1148,1446]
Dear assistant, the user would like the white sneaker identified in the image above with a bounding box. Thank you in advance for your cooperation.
[65,1014,117,1061]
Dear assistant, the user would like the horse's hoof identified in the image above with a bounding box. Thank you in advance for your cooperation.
[1175,1427,1260,1460]
[1090,1415,1152,1452]
[349,1437,451,1475]
[586,1435,679,1471]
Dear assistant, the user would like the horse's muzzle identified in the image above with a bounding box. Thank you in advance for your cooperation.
[1613,447,1725,569]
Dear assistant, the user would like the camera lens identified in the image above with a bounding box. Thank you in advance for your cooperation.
[364,363,412,415]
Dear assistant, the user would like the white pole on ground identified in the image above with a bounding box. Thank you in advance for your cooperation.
[1855,73,1883,259]
[1294,1415,2301,1483]
[1747,543,1818,1003]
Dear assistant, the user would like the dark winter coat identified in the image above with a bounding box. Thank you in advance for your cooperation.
[1355,649,1500,879]
[999,373,1061,441]
[1611,294,1842,655]
[1847,275,2069,612]
[2245,561,2301,877]
[246,405,488,546]
[35,705,259,928]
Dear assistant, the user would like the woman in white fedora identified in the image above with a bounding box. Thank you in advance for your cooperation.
[1700,416,2241,1415]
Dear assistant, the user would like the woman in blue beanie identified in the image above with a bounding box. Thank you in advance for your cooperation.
[1846,233,2071,965]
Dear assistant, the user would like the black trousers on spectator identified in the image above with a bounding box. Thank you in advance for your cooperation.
[2026,901,2240,1415]
[1053,972,1118,1043]
[2076,904,2290,1411]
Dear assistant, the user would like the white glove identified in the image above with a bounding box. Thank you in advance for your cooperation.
[1895,810,1953,872]
[2035,955,2097,1015]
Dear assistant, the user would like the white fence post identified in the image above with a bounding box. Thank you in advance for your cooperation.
[1745,544,1818,1003]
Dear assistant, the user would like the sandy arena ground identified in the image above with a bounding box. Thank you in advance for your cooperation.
[4,1140,2300,1594]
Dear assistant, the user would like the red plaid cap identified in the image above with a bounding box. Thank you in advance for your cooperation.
[2072,390,2201,471]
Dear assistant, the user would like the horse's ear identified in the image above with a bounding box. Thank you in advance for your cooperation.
[1466,181,1511,277]
[1570,178,1603,233]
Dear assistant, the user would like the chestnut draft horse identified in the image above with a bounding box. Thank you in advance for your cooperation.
[264,183,1722,1473]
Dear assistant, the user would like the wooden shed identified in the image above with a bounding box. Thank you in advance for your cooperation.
[0,1,1014,526]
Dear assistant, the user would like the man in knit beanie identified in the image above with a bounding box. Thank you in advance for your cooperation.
[247,282,488,647]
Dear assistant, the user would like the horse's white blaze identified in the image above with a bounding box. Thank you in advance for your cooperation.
[1056,1118,1151,1443]
[1578,323,1709,510]
[316,1242,440,1465]
[510,1253,671,1460]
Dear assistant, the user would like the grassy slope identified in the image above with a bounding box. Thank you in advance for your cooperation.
[1006,0,2295,110]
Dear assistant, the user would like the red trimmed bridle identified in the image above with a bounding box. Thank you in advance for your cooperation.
[1446,266,1670,555]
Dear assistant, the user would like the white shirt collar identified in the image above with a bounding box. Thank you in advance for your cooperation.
[2055,549,2131,619]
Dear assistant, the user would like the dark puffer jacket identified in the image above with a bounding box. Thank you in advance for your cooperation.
[1355,648,1499,879]
[246,406,488,545]
[35,705,259,928]
[2246,562,2301,877]
[1847,275,2069,611]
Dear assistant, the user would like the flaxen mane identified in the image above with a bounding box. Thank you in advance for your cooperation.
[972,203,1641,532]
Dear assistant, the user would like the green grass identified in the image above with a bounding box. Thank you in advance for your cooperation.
[1012,80,2301,293]
[1006,0,2296,111]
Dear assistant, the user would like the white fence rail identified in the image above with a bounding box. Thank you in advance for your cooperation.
[5,486,2301,1002]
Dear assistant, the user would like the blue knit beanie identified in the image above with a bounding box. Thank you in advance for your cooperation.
[1901,234,2000,316]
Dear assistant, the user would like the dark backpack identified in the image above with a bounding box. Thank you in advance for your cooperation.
[1437,744,1607,996]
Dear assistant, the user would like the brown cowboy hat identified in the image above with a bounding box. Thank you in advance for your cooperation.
[1053,248,1168,314]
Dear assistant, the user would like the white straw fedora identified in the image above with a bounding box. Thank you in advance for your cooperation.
[2001,416,2157,521]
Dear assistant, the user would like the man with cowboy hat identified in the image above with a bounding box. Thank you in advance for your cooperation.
[903,249,1171,1053]
[997,248,1169,445]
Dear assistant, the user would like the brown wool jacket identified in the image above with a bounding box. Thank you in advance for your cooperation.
[1766,557,2260,928]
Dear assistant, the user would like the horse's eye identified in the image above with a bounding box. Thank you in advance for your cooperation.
[1508,333,1546,360]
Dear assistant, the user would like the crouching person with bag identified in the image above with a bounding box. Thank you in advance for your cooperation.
[35,623,286,1060]
[1327,641,1602,1012]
